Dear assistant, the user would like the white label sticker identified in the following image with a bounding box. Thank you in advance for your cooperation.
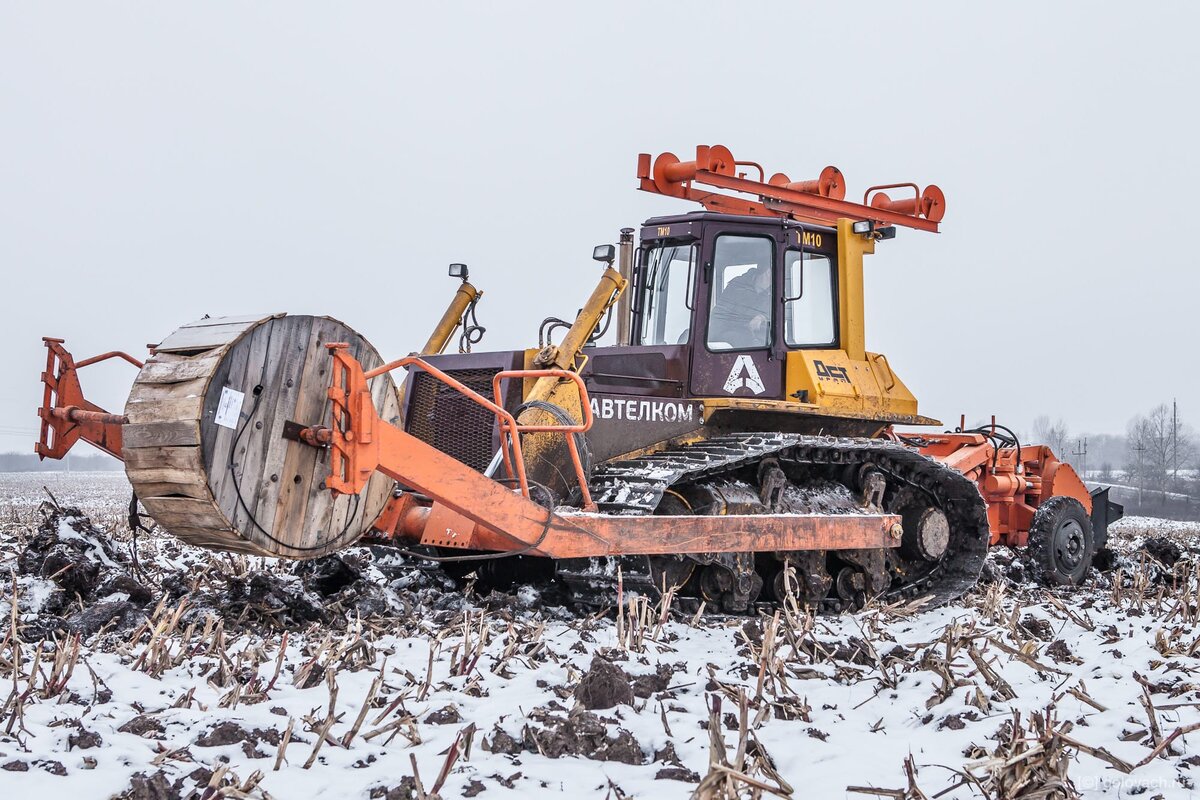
[214,387,245,430]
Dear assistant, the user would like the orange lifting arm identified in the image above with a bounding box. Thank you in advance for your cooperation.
[36,338,139,461]
[637,144,946,233]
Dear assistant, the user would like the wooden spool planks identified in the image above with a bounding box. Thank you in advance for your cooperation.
[124,314,400,559]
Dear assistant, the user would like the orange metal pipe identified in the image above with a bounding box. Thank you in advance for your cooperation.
[768,166,846,199]
[74,351,144,369]
[870,192,920,216]
[49,406,129,426]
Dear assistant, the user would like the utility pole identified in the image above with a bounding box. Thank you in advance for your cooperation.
[1072,437,1088,482]
[1134,441,1147,506]
[1172,398,1179,491]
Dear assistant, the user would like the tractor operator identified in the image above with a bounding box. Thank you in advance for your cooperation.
[709,264,773,348]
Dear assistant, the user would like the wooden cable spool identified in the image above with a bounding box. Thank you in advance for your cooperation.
[123,314,400,559]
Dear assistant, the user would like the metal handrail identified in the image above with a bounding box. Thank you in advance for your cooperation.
[357,358,595,507]
[492,369,595,510]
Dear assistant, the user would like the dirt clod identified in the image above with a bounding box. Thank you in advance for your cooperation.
[38,547,100,597]
[370,777,419,799]
[654,741,684,766]
[1144,537,1183,568]
[1046,639,1077,664]
[483,726,522,756]
[939,714,967,731]
[1020,615,1054,641]
[574,656,633,710]
[656,766,701,782]
[119,715,165,738]
[294,554,362,596]
[1092,547,1118,572]
[96,573,153,604]
[631,663,673,699]
[68,727,102,749]
[195,721,251,747]
[119,771,180,800]
[65,599,143,638]
[425,705,463,725]
[529,711,644,764]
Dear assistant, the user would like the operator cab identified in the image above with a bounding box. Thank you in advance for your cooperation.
[630,211,838,400]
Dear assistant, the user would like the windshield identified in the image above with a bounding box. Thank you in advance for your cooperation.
[637,243,696,346]
[707,235,774,350]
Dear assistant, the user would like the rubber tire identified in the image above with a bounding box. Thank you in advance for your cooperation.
[1026,496,1094,586]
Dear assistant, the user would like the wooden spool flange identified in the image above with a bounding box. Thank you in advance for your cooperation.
[123,314,400,559]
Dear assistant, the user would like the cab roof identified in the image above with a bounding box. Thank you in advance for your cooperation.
[641,210,837,236]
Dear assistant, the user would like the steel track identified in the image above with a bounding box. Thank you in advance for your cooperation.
[556,433,991,612]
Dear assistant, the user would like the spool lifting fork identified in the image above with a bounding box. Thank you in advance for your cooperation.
[36,337,138,461]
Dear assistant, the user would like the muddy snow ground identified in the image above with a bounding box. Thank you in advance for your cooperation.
[3,472,1200,799]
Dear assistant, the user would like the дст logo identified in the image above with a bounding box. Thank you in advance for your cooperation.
[813,360,851,383]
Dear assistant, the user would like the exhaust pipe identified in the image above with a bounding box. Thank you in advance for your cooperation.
[615,227,635,346]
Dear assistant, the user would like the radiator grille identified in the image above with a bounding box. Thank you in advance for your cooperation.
[405,368,502,472]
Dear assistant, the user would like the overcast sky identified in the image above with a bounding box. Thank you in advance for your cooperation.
[2,3,1197,456]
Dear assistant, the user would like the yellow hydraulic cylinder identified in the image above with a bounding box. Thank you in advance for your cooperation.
[396,280,482,424]
[516,265,627,499]
[525,265,627,405]
[422,281,481,356]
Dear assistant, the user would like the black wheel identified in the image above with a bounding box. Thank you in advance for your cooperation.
[1027,496,1094,586]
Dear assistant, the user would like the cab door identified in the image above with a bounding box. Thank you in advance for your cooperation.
[689,227,786,399]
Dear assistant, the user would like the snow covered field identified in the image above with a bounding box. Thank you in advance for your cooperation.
[3,474,1200,798]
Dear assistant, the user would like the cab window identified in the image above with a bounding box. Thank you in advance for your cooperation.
[637,243,696,346]
[784,251,836,347]
[707,235,774,350]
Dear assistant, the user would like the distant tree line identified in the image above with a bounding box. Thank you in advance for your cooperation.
[0,452,125,472]
[1029,402,1199,521]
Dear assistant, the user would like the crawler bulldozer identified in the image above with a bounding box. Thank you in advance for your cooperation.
[35,145,1122,612]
